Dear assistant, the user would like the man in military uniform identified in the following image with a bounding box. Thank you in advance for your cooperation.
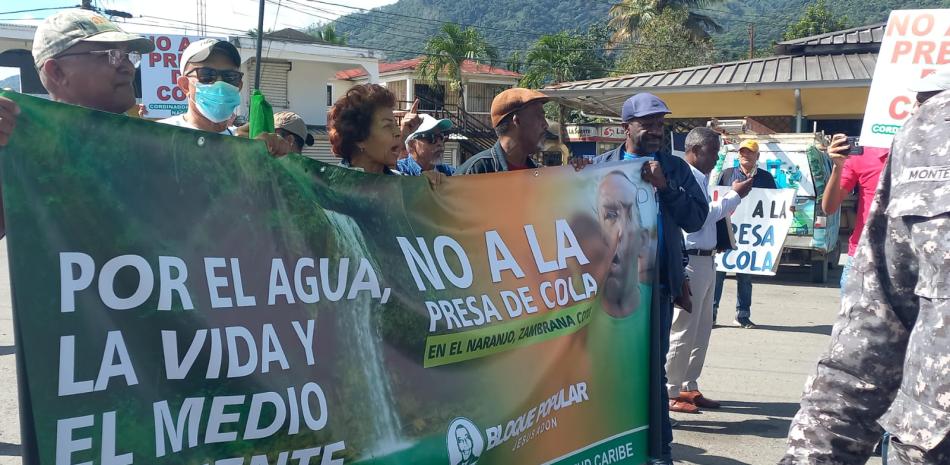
[780,91,950,464]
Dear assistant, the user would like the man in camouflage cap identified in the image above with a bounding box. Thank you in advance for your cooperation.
[274,111,315,154]
[780,91,950,464]
[0,9,153,238]
[32,9,153,113]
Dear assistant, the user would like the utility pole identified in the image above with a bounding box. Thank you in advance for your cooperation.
[254,0,265,90]
[79,0,133,18]
[748,24,756,59]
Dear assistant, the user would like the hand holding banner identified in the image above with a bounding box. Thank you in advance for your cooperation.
[713,187,797,276]
[1,93,658,465]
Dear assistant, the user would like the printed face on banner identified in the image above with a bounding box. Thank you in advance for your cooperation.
[448,418,484,465]
[596,171,651,318]
[0,93,661,465]
[859,10,950,149]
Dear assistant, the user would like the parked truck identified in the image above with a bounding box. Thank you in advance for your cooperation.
[711,132,842,283]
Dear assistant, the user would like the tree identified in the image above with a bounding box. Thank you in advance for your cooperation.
[614,7,717,74]
[608,0,724,45]
[314,24,347,45]
[519,26,614,145]
[417,23,499,111]
[783,0,849,41]
[519,26,612,88]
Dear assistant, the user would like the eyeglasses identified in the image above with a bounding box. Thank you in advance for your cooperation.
[416,133,446,143]
[56,49,141,67]
[186,67,244,86]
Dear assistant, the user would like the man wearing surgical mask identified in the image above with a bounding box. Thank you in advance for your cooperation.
[160,38,289,156]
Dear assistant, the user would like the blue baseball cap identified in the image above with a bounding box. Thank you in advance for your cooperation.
[621,93,671,121]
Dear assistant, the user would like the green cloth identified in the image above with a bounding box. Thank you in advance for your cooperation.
[248,89,274,139]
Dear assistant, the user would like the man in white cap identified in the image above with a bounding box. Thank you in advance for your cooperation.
[159,38,242,135]
[158,38,289,156]
[0,9,154,237]
[274,111,314,154]
[398,114,455,176]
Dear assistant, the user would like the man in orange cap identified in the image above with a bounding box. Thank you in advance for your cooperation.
[713,139,777,328]
[456,88,549,174]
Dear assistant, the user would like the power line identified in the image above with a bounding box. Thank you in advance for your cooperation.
[272,0,438,44]
[300,0,548,38]
[3,10,757,79]
[0,6,79,16]
[276,0,710,55]
[106,17,634,76]
[600,1,798,28]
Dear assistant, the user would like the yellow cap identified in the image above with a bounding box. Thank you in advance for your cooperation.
[738,139,759,153]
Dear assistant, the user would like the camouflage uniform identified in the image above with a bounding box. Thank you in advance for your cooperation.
[781,91,950,465]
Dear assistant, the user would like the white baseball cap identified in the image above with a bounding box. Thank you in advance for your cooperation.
[909,67,950,93]
[179,38,241,74]
[406,114,452,142]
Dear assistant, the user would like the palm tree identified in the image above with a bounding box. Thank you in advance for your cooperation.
[316,24,346,45]
[608,0,723,45]
[520,29,612,146]
[417,23,499,112]
[520,32,609,88]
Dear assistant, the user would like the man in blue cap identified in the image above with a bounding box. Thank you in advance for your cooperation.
[594,93,708,465]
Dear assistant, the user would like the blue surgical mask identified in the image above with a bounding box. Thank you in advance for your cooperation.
[193,81,241,123]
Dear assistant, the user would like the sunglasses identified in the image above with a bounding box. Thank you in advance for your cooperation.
[416,133,446,143]
[186,67,244,86]
[56,49,141,67]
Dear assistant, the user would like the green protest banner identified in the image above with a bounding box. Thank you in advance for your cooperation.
[1,93,656,465]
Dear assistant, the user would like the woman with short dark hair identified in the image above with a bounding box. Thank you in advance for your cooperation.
[328,84,420,174]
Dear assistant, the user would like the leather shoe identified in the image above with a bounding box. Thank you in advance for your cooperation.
[680,390,721,409]
[669,398,700,414]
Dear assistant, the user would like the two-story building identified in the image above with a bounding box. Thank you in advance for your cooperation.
[336,57,522,163]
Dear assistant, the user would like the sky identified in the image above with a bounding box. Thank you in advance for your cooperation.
[0,0,398,78]
[0,0,398,34]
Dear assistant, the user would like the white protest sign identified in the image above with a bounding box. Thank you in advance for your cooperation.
[140,34,215,118]
[713,187,797,276]
[859,9,950,149]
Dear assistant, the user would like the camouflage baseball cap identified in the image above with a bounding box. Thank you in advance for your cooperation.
[274,111,315,146]
[32,9,154,67]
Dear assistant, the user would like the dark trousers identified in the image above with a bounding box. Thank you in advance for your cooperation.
[658,292,674,458]
[713,271,752,320]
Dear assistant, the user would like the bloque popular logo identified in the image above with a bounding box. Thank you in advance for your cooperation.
[447,417,484,465]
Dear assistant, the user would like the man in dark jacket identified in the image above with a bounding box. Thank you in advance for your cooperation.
[593,93,708,465]
[712,139,777,328]
[457,88,549,174]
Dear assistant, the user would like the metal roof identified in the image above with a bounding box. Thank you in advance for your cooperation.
[542,51,878,117]
[776,23,886,47]
[774,23,886,55]
[546,52,877,95]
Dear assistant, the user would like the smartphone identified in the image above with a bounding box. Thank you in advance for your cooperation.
[846,136,864,155]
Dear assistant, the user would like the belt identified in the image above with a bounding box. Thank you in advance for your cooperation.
[685,249,715,256]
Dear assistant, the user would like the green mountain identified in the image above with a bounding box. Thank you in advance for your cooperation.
[329,0,610,67]
[329,0,949,67]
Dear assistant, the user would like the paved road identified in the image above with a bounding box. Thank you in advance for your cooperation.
[0,241,20,463]
[0,240,881,465]
[671,263,882,465]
